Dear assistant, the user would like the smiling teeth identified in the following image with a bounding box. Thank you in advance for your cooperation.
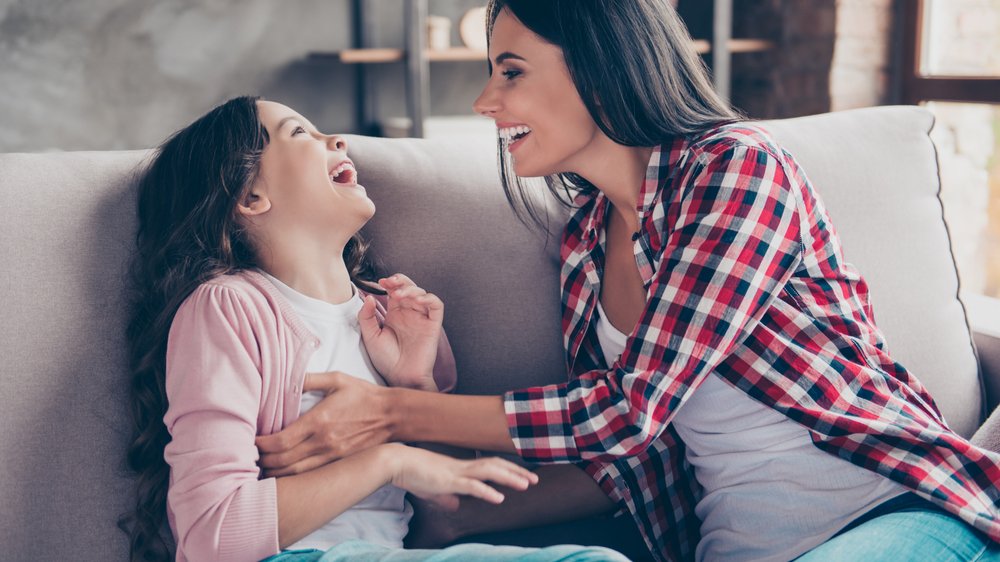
[329,162,355,182]
[498,125,532,140]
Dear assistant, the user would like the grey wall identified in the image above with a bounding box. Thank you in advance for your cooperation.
[0,0,489,152]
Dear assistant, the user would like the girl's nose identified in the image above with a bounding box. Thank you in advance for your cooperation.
[327,135,348,152]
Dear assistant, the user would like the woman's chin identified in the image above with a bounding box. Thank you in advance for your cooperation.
[511,158,550,179]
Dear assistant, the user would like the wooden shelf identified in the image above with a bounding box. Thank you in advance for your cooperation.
[337,0,771,137]
[319,47,487,64]
[319,40,774,65]
[727,39,777,53]
[428,47,488,61]
[339,48,404,63]
[693,38,776,54]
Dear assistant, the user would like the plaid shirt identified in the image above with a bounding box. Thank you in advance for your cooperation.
[503,124,1000,561]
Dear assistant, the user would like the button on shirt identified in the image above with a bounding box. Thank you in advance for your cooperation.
[502,124,1000,562]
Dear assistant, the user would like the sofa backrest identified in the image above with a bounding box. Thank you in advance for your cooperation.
[761,107,981,435]
[0,106,980,560]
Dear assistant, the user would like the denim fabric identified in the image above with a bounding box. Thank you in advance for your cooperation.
[798,506,1000,561]
[262,541,629,562]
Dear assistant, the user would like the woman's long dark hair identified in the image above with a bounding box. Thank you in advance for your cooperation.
[486,0,742,227]
[120,96,380,561]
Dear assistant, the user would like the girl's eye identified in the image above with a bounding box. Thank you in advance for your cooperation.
[292,126,306,135]
[501,69,521,80]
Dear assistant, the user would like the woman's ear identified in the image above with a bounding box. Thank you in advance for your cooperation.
[237,191,272,217]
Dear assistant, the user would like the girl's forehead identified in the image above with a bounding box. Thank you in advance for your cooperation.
[258,101,315,130]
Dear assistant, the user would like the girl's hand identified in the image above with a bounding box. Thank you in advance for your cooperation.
[386,444,539,511]
[358,274,443,391]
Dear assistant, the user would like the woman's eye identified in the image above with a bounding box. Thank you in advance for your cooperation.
[501,69,521,80]
[292,126,306,135]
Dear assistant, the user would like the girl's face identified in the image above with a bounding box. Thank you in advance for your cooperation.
[472,8,599,178]
[247,101,374,241]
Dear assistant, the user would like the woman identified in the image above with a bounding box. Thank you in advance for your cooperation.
[255,1,1000,561]
[121,95,628,562]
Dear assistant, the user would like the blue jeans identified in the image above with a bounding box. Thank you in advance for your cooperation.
[262,540,629,562]
[798,495,1000,561]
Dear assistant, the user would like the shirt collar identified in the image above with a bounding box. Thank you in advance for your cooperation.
[577,136,690,243]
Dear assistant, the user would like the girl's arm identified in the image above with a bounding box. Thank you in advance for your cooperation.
[275,443,538,548]
[167,284,534,558]
[164,284,285,561]
[274,445,395,547]
[406,463,617,548]
[165,285,400,560]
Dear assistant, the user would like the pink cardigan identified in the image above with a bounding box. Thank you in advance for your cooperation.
[163,270,456,562]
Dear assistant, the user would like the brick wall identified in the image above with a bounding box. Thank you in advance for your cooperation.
[830,0,894,111]
[728,0,892,119]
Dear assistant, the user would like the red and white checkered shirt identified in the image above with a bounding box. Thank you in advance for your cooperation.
[502,124,1000,561]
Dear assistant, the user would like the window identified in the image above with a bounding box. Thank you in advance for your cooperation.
[901,0,1000,306]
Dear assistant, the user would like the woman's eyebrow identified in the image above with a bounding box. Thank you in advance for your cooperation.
[494,52,526,65]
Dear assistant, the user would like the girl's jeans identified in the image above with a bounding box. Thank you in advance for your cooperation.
[263,541,629,562]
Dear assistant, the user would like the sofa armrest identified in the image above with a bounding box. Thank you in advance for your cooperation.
[975,330,1000,414]
[966,293,1000,413]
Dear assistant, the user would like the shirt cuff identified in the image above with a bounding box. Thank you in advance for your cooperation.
[503,383,580,462]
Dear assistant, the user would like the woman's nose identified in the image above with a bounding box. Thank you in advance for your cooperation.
[473,83,500,118]
[327,135,348,152]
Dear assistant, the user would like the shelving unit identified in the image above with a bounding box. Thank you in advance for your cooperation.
[311,0,775,138]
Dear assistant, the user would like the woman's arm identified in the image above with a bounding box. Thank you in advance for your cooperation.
[259,142,803,468]
[388,385,514,451]
[256,373,514,477]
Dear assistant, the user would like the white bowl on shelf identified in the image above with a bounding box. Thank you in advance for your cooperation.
[459,7,488,51]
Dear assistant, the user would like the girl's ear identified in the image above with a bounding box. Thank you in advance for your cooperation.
[237,191,271,217]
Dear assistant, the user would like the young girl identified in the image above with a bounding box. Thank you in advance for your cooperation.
[122,96,628,562]
[256,2,1000,561]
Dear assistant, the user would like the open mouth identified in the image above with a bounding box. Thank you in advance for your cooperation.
[499,125,532,148]
[329,160,358,185]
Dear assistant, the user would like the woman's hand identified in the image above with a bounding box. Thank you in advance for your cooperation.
[359,274,443,391]
[256,371,391,476]
[386,444,539,511]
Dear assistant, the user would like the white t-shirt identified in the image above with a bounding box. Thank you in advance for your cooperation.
[594,300,905,562]
[265,273,413,551]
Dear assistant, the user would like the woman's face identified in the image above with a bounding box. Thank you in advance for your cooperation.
[250,100,374,240]
[472,8,599,178]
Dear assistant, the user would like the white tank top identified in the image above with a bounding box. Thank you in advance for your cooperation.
[594,300,904,562]
[265,273,413,551]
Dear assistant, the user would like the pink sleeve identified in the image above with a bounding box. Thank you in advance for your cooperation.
[371,292,457,393]
[163,283,280,562]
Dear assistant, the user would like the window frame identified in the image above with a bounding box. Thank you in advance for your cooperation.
[899,0,1000,104]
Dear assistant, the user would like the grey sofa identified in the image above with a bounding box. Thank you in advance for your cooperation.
[2,106,999,561]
